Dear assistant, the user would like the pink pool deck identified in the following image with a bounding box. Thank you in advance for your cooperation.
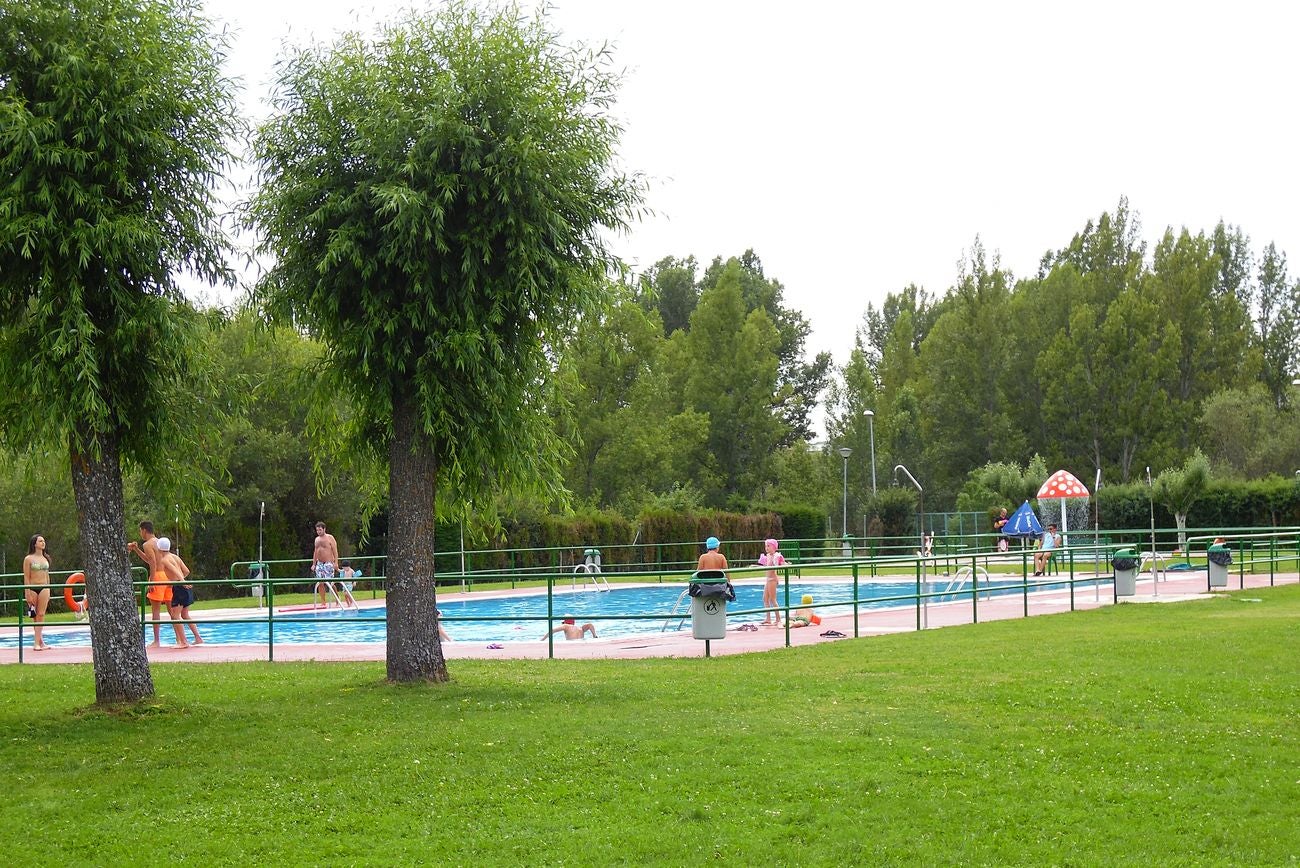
[4,568,1295,665]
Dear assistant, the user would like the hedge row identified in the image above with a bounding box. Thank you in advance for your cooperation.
[975,477,1300,533]
[434,507,812,574]
[433,510,638,574]
[431,477,1300,576]
[637,509,782,570]
[1097,478,1300,529]
[770,504,824,541]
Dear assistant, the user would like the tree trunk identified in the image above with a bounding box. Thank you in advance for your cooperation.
[386,390,448,683]
[69,431,155,704]
[1175,513,1188,552]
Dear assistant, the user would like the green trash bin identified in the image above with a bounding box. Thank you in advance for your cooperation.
[689,570,733,640]
[1112,549,1139,596]
[247,562,268,607]
[1208,544,1232,589]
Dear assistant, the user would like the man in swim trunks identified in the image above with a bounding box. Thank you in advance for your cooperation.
[312,521,340,607]
[158,537,201,647]
[128,520,170,648]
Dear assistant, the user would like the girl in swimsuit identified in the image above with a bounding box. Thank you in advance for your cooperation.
[758,538,785,626]
[23,534,52,650]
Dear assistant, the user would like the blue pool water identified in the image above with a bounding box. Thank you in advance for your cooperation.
[5,577,1096,648]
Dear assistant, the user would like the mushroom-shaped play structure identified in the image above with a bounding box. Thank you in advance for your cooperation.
[1036,469,1090,542]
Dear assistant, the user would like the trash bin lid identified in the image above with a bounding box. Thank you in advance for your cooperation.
[1208,543,1228,551]
[693,570,727,582]
[584,547,600,556]
[1113,548,1134,558]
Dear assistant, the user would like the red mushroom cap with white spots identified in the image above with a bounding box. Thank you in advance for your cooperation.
[1036,470,1090,499]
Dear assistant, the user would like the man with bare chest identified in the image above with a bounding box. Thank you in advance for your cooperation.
[312,521,340,606]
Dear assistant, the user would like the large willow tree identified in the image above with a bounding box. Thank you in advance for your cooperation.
[0,0,238,702]
[249,2,642,682]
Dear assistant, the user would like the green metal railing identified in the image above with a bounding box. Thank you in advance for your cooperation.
[7,528,1299,662]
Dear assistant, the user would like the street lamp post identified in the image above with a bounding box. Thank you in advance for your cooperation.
[838,447,852,550]
[864,409,877,495]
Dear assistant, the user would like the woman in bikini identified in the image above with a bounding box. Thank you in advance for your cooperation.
[23,533,52,650]
[758,538,785,626]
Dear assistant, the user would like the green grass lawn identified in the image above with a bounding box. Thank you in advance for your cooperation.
[2,587,1297,864]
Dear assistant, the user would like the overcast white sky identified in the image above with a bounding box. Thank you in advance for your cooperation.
[206,0,1300,365]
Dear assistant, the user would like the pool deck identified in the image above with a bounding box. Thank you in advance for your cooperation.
[3,568,1294,665]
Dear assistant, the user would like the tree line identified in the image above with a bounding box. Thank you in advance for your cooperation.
[554,199,1300,536]
[8,203,1292,580]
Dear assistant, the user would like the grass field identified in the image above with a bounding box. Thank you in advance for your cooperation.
[2,586,1297,865]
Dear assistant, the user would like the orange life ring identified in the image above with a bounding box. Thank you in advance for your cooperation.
[64,572,87,613]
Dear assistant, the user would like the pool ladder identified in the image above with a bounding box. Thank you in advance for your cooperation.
[570,565,610,592]
[944,566,991,600]
[314,581,359,612]
[662,588,691,632]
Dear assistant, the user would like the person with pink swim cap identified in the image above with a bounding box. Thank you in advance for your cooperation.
[757,538,786,626]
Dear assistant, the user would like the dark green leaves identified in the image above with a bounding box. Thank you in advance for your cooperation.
[0,0,240,487]
[249,2,643,508]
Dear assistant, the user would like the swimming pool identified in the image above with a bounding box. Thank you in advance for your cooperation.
[4,576,1092,648]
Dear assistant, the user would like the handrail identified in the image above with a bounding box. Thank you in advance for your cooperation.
[7,530,1298,660]
[661,588,691,632]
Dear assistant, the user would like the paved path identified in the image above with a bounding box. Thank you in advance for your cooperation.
[3,568,1294,665]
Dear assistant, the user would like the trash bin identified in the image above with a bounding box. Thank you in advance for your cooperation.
[689,570,734,640]
[1207,544,1232,588]
[248,562,267,607]
[583,548,602,571]
[1112,549,1139,596]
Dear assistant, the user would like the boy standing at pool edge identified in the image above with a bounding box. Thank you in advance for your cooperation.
[698,536,727,572]
[159,537,202,647]
[128,520,170,648]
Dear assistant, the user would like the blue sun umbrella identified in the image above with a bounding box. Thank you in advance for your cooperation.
[1003,500,1043,538]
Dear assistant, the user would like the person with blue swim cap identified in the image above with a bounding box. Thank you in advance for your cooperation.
[697,535,728,573]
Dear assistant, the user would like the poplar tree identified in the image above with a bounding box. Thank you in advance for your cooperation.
[0,0,238,702]
[249,2,641,682]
